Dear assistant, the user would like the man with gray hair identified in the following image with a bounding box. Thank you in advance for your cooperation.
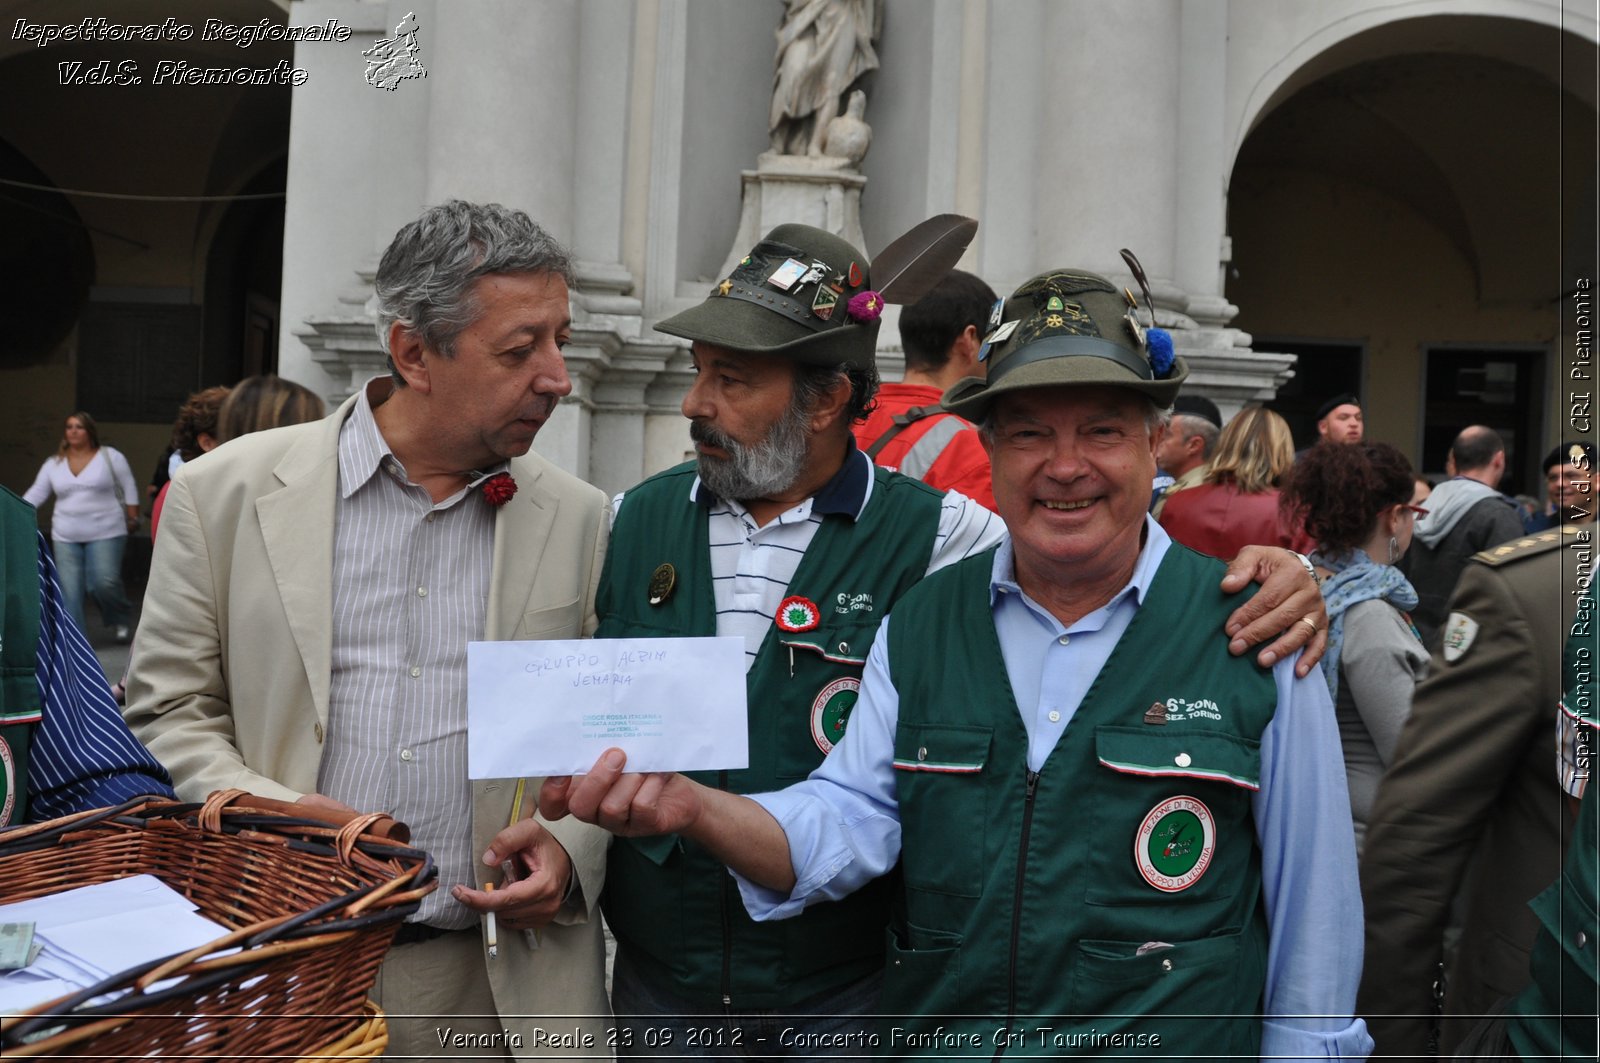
[1400,424,1523,648]
[126,200,612,1058]
[1151,394,1222,518]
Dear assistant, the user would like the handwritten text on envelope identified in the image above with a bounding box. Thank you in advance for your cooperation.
[467,637,749,778]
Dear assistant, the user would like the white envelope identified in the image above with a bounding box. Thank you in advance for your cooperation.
[467,636,749,778]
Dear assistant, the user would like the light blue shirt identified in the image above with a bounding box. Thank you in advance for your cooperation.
[739,520,1373,1060]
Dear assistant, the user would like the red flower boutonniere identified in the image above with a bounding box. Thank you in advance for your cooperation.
[481,472,518,507]
[776,595,821,633]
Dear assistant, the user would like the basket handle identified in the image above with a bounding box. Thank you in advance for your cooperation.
[198,789,411,844]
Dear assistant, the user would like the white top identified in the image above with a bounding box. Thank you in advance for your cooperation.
[23,448,138,543]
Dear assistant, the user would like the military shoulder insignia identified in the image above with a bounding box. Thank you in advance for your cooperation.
[1476,528,1573,566]
[1442,611,1479,662]
[1135,795,1216,892]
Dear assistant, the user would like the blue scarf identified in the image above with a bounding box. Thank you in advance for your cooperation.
[1312,548,1420,702]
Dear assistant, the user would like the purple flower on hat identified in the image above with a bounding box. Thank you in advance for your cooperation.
[1147,328,1175,378]
[846,290,883,323]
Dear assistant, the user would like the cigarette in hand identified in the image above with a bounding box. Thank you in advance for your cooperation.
[485,882,498,959]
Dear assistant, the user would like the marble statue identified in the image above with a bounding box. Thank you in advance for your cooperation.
[769,0,880,159]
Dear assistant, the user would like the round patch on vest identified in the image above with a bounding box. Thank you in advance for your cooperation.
[0,735,14,827]
[810,677,860,754]
[1135,795,1215,892]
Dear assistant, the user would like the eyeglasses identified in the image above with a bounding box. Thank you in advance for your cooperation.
[1401,504,1429,518]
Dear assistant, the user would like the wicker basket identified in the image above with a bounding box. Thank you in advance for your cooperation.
[296,1001,387,1061]
[0,790,435,1060]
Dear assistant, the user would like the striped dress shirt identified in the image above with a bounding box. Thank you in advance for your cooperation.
[319,386,502,928]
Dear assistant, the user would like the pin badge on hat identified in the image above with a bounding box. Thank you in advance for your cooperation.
[768,258,808,291]
[977,319,1018,362]
[648,563,677,606]
[1122,287,1147,346]
[812,285,839,321]
[847,262,864,287]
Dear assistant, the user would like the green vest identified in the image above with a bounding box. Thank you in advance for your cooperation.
[1507,595,1597,1061]
[882,544,1275,1058]
[0,487,44,826]
[598,461,945,1007]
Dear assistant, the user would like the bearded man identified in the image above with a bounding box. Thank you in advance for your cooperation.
[577,225,1330,1057]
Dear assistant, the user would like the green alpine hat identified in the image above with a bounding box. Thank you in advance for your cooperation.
[942,264,1187,420]
[655,224,883,370]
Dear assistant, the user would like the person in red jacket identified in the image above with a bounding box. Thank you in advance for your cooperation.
[854,269,999,510]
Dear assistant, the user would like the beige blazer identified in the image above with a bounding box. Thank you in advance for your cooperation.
[125,393,613,1057]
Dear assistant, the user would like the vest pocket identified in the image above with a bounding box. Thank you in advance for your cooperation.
[1085,725,1260,908]
[1067,930,1258,1046]
[893,724,991,898]
[774,619,881,781]
[881,923,963,1017]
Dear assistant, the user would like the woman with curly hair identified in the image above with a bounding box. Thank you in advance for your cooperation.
[1158,405,1299,559]
[150,385,230,540]
[1281,441,1428,849]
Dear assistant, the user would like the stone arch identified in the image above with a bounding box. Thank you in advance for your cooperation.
[1232,5,1597,162]
[1224,8,1596,491]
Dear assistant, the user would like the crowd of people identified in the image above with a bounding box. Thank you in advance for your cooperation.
[4,198,1593,1061]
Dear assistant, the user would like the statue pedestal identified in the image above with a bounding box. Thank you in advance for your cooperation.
[718,152,867,278]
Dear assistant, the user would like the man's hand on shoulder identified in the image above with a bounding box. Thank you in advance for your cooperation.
[453,818,575,931]
[1220,547,1328,677]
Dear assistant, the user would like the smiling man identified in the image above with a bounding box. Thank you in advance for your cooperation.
[125,201,612,1059]
[522,263,1347,1059]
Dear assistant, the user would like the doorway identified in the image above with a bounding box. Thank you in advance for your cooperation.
[1420,345,1547,497]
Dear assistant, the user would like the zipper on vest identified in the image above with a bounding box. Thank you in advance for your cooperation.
[998,768,1040,1059]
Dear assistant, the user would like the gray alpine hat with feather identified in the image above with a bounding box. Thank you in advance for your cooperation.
[656,216,978,371]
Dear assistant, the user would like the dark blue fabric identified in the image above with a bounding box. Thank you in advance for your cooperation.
[28,531,173,821]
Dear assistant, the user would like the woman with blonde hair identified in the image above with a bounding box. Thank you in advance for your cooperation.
[216,375,325,442]
[1158,405,1298,559]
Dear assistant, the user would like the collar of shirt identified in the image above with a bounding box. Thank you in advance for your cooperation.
[988,515,1172,621]
[339,376,510,502]
[689,439,875,520]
